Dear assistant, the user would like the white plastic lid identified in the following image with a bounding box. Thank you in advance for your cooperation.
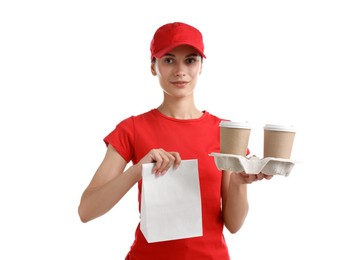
[264,124,296,132]
[219,120,251,129]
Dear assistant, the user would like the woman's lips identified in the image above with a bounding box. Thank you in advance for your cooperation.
[171,81,188,88]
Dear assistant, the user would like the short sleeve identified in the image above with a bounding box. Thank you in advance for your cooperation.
[103,116,135,163]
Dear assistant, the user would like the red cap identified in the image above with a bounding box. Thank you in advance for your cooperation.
[150,22,206,61]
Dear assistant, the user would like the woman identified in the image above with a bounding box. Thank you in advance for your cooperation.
[78,21,272,259]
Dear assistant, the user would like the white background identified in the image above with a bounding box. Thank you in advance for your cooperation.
[1,0,363,259]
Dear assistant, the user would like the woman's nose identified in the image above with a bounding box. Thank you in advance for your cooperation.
[174,63,186,77]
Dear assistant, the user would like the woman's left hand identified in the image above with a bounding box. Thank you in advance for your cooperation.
[230,172,273,184]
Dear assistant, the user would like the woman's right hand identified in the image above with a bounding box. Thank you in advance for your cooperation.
[137,148,181,175]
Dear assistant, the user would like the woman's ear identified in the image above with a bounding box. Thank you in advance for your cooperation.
[151,63,157,76]
[199,63,203,75]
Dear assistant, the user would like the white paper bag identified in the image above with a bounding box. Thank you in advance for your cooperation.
[140,159,203,243]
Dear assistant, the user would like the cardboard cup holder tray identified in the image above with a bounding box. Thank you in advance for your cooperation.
[209,152,296,176]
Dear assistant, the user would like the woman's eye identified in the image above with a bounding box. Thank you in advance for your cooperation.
[163,58,174,64]
[186,58,196,64]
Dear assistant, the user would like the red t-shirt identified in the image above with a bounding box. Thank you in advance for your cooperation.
[104,109,230,260]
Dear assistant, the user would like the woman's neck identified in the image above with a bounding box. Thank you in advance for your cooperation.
[157,99,202,119]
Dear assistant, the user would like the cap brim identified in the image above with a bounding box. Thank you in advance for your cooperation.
[153,42,206,60]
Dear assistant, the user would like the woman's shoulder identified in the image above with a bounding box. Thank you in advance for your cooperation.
[203,110,228,123]
[115,109,156,125]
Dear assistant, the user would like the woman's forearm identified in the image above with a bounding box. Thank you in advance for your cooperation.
[78,164,141,223]
[223,178,249,234]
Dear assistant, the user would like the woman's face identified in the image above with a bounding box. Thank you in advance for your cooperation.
[151,45,203,99]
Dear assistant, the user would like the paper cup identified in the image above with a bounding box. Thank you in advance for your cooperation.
[263,124,296,159]
[220,121,251,156]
